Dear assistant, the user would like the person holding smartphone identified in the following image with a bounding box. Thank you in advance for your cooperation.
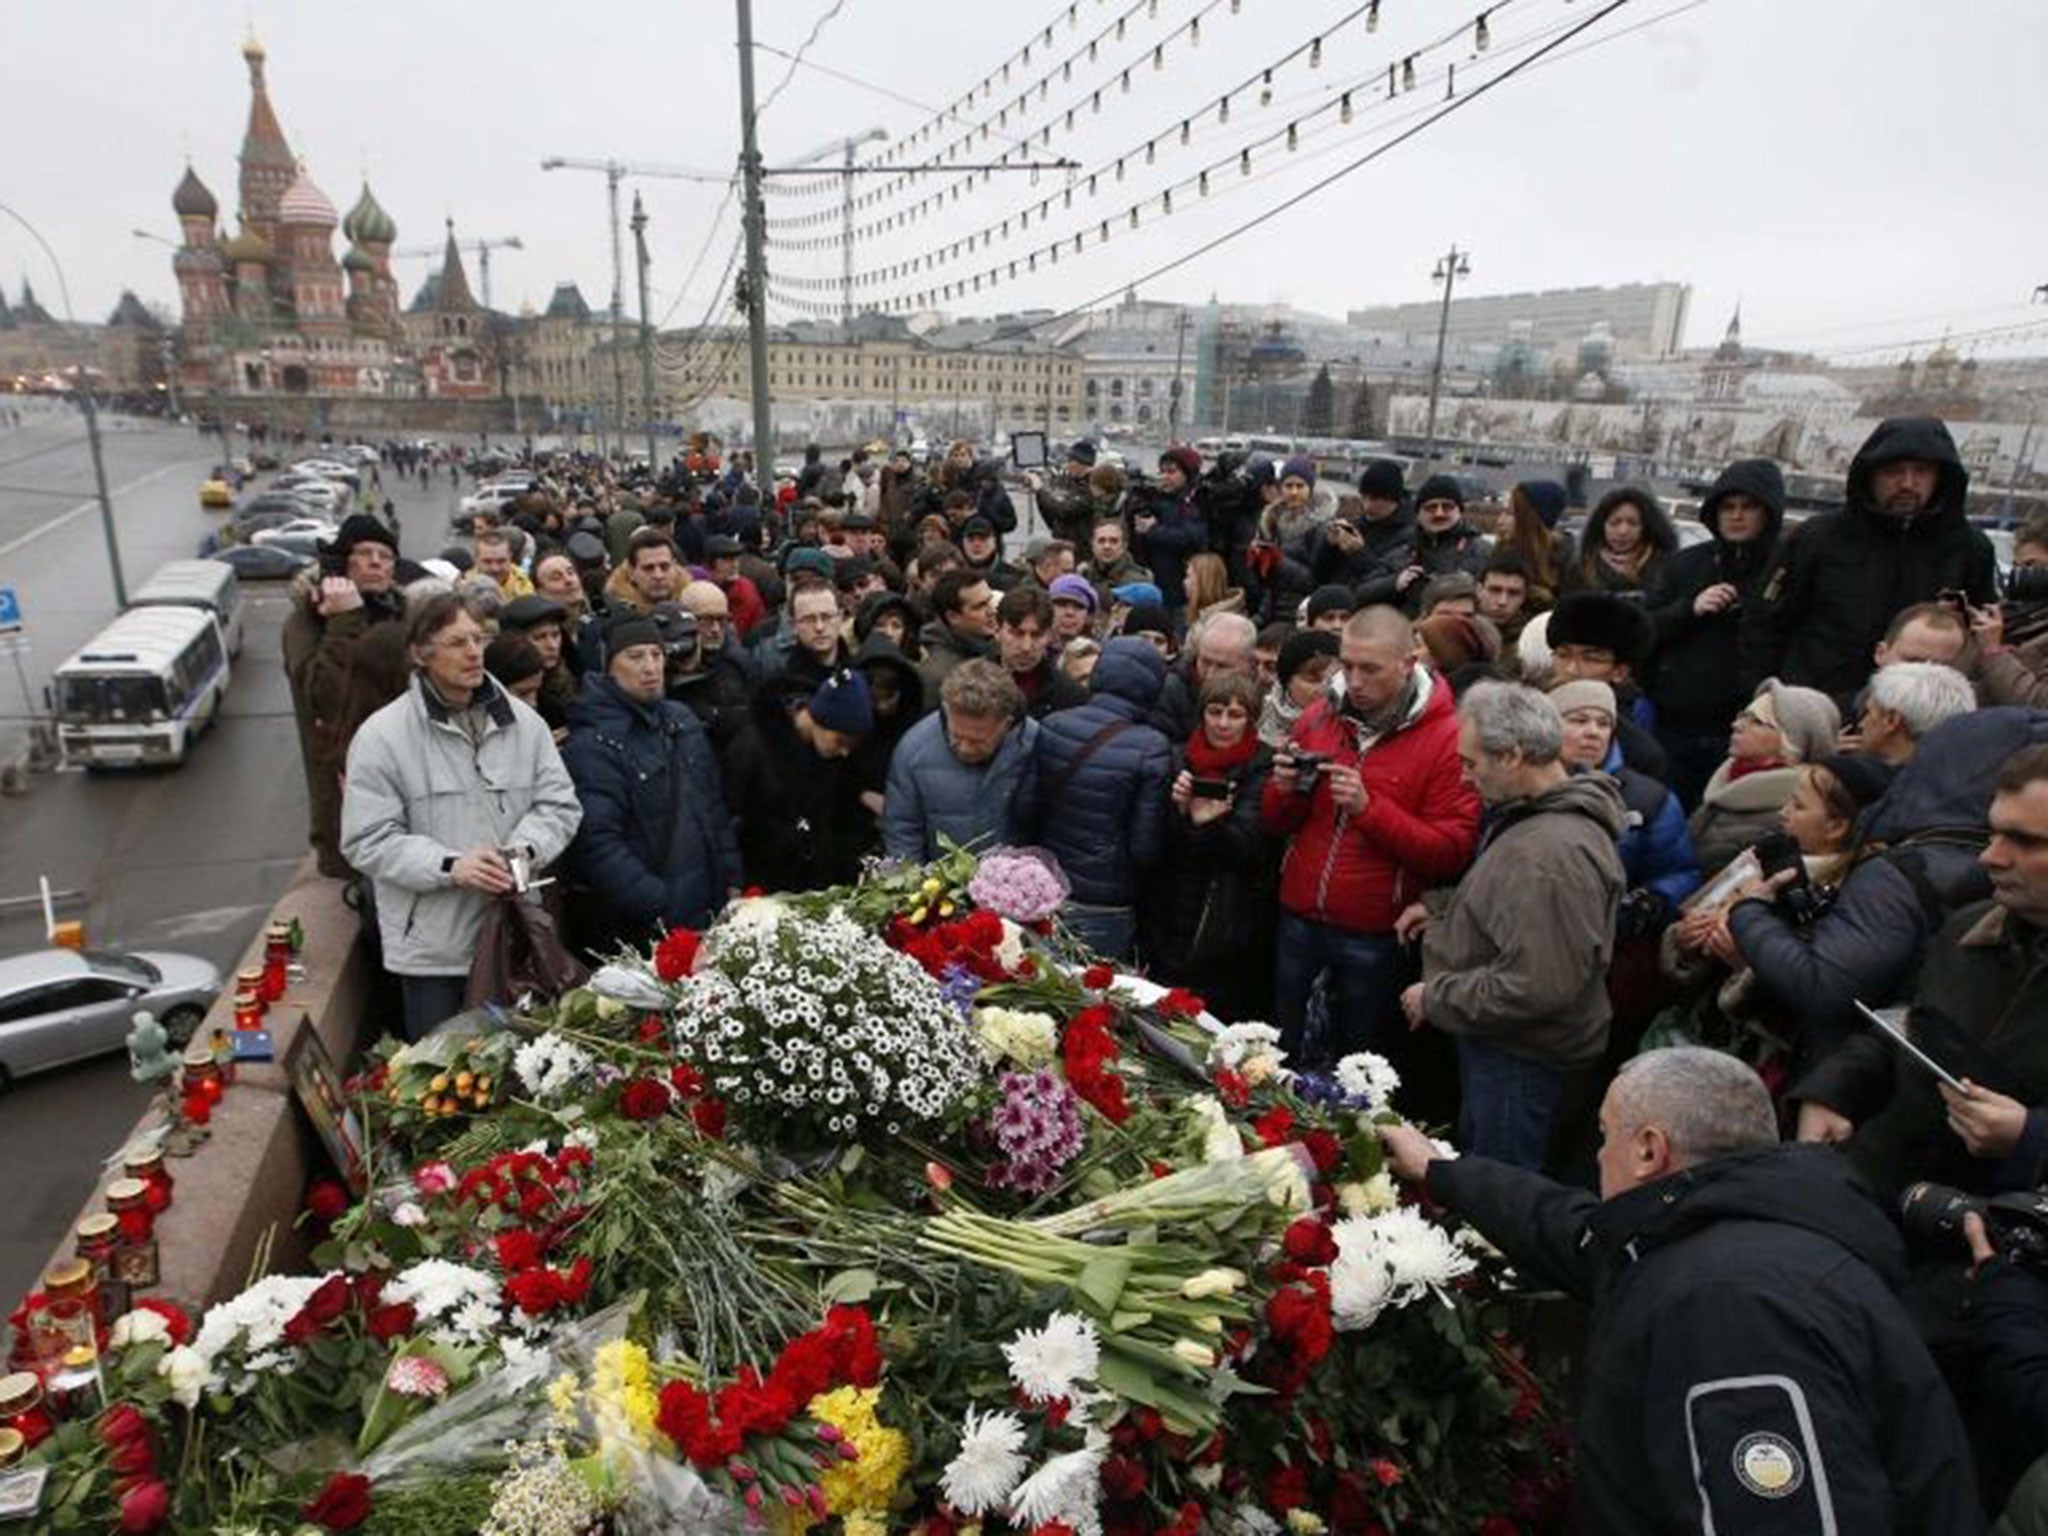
[1142,671,1277,1021]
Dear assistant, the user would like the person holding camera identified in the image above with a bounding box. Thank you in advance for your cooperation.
[560,615,742,959]
[1143,670,1277,1022]
[1973,519,2048,709]
[284,512,409,880]
[340,593,582,1041]
[1377,1047,1984,1534]
[1260,606,1478,1067]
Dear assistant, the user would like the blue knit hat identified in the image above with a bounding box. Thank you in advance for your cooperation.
[1516,480,1570,529]
[1281,454,1317,486]
[807,668,874,736]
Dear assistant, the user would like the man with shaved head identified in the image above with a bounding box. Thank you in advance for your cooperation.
[1260,604,1481,1068]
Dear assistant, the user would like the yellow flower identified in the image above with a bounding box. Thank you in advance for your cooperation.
[1286,1511,1328,1534]
[590,1339,659,1451]
[844,1515,889,1536]
[808,1385,911,1517]
[546,1370,581,1428]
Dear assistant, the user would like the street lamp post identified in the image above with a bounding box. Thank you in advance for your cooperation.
[1422,244,1470,466]
[14,204,127,609]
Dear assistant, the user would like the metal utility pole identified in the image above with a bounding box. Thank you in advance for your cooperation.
[1422,244,1470,465]
[1168,309,1190,443]
[606,168,628,459]
[736,0,775,477]
[631,192,658,468]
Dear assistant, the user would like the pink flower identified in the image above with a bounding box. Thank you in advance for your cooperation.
[384,1355,451,1399]
[413,1162,458,1197]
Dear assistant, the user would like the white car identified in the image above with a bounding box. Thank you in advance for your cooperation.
[272,475,346,510]
[458,482,533,520]
[251,519,339,558]
[340,444,380,466]
[291,458,361,489]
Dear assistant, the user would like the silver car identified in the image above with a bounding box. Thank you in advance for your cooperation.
[0,949,223,1088]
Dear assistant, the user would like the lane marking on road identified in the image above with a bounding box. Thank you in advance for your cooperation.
[0,456,207,561]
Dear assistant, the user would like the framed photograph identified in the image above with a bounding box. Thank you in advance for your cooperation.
[1010,430,1049,470]
[287,1018,367,1195]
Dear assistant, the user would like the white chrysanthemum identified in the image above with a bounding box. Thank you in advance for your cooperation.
[1009,1443,1106,1536]
[1334,1050,1402,1110]
[109,1308,171,1350]
[941,1407,1030,1515]
[1328,1207,1477,1331]
[1186,1094,1246,1164]
[1003,1311,1101,1403]
[512,1033,594,1104]
[385,1259,503,1342]
[1208,1021,1286,1072]
[1228,1505,1284,1536]
[160,1344,209,1407]
[191,1273,331,1365]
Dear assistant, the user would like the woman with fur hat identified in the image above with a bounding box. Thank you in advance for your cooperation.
[1686,678,1841,880]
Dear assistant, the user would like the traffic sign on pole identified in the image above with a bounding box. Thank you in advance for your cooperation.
[0,587,20,633]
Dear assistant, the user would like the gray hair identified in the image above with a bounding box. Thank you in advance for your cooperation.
[1458,680,1563,764]
[1869,661,1977,740]
[1611,1048,1779,1164]
[1193,611,1257,661]
[941,658,1024,719]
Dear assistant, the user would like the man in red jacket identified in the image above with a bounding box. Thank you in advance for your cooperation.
[1260,606,1479,1066]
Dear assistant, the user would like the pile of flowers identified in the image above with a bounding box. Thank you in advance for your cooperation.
[3,847,1569,1535]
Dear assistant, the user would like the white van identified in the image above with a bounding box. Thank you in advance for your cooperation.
[130,560,245,656]
[53,607,231,768]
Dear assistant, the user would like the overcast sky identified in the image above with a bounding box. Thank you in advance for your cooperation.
[7,0,2045,361]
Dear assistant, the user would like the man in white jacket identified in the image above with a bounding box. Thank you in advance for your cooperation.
[341,591,582,1039]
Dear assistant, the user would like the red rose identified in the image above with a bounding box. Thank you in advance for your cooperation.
[494,1230,544,1273]
[303,1275,351,1326]
[98,1404,150,1448]
[618,1078,671,1121]
[118,1479,170,1534]
[367,1303,416,1343]
[653,926,702,981]
[109,1436,157,1478]
[305,1181,350,1222]
[1100,1454,1148,1502]
[1082,963,1114,990]
[302,1471,373,1530]
[670,1062,705,1097]
[1253,1105,1295,1148]
[351,1272,385,1312]
[1368,1456,1403,1488]
[1282,1216,1338,1268]
[635,1016,667,1043]
[1265,1462,1311,1512]
[692,1097,728,1140]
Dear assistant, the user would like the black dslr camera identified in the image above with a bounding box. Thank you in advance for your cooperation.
[2005,566,2048,605]
[1752,831,1830,927]
[1901,1182,2048,1272]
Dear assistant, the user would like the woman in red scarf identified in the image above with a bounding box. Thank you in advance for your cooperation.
[1141,670,1279,1020]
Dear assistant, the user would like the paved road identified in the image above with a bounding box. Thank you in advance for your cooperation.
[0,415,454,1310]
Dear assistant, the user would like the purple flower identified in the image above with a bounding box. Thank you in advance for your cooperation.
[939,963,983,1017]
[968,848,1071,925]
[985,1069,1084,1194]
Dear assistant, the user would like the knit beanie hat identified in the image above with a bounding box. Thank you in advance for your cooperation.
[1067,439,1099,466]
[1547,678,1617,721]
[1277,628,1341,687]
[1818,752,1897,812]
[1516,480,1570,530]
[1159,445,1203,480]
[1123,602,1173,639]
[807,668,874,736]
[605,615,663,660]
[1357,458,1406,502]
[1280,454,1317,487]
[1754,678,1842,764]
[1413,473,1466,510]
[1305,584,1357,623]
[1048,574,1100,612]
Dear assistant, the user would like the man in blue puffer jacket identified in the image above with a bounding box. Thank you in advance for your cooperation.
[1029,637,1173,959]
[882,660,1040,862]
[560,617,742,957]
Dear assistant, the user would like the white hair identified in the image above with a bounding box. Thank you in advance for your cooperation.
[1459,680,1563,764]
[1612,1048,1779,1163]
[1194,610,1257,659]
[1869,660,1978,740]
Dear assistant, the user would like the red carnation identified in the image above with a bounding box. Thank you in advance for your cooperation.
[1253,1106,1296,1148]
[505,1268,565,1316]
[1157,987,1206,1018]
[305,1181,350,1222]
[1301,1129,1344,1174]
[1082,963,1114,990]
[1265,1462,1311,1512]
[653,926,702,981]
[118,1479,170,1534]
[670,1062,706,1097]
[1100,1454,1148,1502]
[618,1078,672,1121]
[494,1230,544,1273]
[302,1471,373,1531]
[367,1303,416,1343]
[1213,1067,1250,1109]
[635,1016,667,1043]
[1282,1216,1338,1268]
[692,1097,728,1140]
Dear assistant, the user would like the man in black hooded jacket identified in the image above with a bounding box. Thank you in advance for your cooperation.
[1646,458,1785,807]
[1380,1047,1981,1536]
[1740,416,1996,708]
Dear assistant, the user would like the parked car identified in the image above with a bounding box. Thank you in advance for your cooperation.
[290,458,361,489]
[454,481,534,526]
[340,444,380,466]
[198,475,234,510]
[209,544,314,581]
[0,948,223,1088]
[251,519,339,559]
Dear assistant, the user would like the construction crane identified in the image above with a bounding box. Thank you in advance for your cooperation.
[540,156,731,455]
[390,231,524,311]
[770,128,888,329]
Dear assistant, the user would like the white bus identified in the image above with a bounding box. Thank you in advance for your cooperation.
[54,606,231,768]
[130,559,245,656]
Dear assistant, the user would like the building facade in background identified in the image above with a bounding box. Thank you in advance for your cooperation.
[1348,281,1692,362]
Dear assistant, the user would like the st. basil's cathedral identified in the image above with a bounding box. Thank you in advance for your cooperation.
[169,32,497,403]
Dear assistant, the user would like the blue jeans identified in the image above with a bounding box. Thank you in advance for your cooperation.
[1063,902,1137,963]
[1272,912,1408,1068]
[1455,1037,1566,1170]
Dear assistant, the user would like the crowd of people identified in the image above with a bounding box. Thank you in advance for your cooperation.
[278,411,2048,1527]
